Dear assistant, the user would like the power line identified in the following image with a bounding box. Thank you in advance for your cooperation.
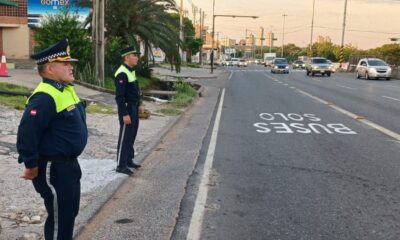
[314,26,400,35]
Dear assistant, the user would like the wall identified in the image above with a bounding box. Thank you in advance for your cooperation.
[3,24,29,59]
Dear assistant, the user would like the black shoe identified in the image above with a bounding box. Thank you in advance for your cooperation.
[116,167,134,175]
[127,162,141,169]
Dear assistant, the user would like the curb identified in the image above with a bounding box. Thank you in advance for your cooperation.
[73,93,201,238]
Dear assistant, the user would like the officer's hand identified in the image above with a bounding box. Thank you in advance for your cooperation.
[21,167,39,180]
[138,105,145,114]
[123,115,132,125]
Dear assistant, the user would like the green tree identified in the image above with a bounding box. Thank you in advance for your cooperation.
[33,10,91,71]
[368,44,400,65]
[105,0,182,72]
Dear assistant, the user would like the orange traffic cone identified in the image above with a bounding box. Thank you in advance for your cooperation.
[0,52,10,77]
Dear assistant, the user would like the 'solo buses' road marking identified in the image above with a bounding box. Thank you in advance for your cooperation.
[253,113,357,135]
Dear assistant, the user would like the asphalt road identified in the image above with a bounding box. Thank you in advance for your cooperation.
[183,65,400,240]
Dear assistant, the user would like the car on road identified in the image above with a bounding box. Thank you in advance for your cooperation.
[292,60,306,69]
[271,58,289,74]
[355,58,392,80]
[305,57,332,77]
[231,58,240,67]
[238,59,247,67]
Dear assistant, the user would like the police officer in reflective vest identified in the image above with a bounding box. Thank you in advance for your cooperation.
[17,39,87,240]
[114,46,144,175]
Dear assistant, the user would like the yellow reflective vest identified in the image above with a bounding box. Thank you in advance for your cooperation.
[27,82,81,113]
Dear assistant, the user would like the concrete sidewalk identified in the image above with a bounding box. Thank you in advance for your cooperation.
[152,65,222,80]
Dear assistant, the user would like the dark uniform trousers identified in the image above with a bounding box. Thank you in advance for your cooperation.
[117,103,139,168]
[32,158,81,240]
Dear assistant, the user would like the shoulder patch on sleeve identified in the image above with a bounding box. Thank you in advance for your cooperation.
[30,109,37,116]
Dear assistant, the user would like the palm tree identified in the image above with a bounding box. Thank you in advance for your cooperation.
[105,0,182,72]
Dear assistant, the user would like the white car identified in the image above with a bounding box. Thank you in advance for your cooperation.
[356,58,391,80]
[231,58,240,67]
[238,59,247,67]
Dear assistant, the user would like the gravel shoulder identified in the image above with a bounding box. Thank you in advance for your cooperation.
[0,101,175,240]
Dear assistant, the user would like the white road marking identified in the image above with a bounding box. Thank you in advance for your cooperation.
[383,96,400,102]
[336,85,356,90]
[296,89,400,141]
[186,89,225,240]
[228,72,233,80]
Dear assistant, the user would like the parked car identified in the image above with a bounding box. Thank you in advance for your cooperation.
[292,60,305,69]
[355,58,391,80]
[305,57,332,77]
[271,58,289,74]
[238,59,247,67]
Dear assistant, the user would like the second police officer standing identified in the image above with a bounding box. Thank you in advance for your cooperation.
[114,46,145,175]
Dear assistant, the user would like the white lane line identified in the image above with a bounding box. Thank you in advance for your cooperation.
[336,85,356,90]
[186,89,225,240]
[228,72,233,80]
[296,89,400,141]
[383,96,400,102]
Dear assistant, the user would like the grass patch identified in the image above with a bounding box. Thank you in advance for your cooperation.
[156,108,181,116]
[0,83,31,110]
[85,102,117,114]
[170,81,198,107]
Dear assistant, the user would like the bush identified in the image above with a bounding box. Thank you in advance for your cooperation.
[170,81,197,107]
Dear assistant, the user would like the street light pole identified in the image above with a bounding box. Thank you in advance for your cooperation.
[310,0,315,56]
[210,11,258,73]
[281,14,287,58]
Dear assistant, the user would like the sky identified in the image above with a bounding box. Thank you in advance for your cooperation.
[178,0,400,49]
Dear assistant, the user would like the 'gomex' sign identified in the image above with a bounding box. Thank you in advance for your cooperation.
[253,113,357,134]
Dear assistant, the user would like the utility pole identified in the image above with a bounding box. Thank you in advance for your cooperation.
[281,14,287,58]
[199,9,203,65]
[340,0,348,64]
[310,0,315,56]
[179,0,184,61]
[211,0,216,73]
[93,0,104,87]
[192,4,197,26]
[260,27,265,60]
[245,29,248,59]
[216,32,219,60]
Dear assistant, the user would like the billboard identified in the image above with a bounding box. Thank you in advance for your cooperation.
[28,0,90,28]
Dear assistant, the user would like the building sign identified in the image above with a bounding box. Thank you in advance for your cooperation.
[28,0,90,27]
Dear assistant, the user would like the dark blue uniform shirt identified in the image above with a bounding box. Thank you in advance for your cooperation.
[114,64,141,116]
[17,78,88,168]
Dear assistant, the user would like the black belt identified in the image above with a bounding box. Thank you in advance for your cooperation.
[40,156,77,162]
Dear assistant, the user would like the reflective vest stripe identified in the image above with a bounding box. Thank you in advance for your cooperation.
[27,82,81,113]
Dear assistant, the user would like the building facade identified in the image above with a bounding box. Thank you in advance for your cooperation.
[0,0,29,59]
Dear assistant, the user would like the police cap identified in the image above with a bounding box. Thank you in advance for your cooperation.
[31,39,78,65]
[121,46,140,57]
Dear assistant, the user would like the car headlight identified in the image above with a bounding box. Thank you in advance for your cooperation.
[285,66,289,69]
[369,68,377,73]
[313,66,318,70]
[274,66,279,69]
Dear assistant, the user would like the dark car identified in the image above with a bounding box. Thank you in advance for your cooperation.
[271,58,289,74]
